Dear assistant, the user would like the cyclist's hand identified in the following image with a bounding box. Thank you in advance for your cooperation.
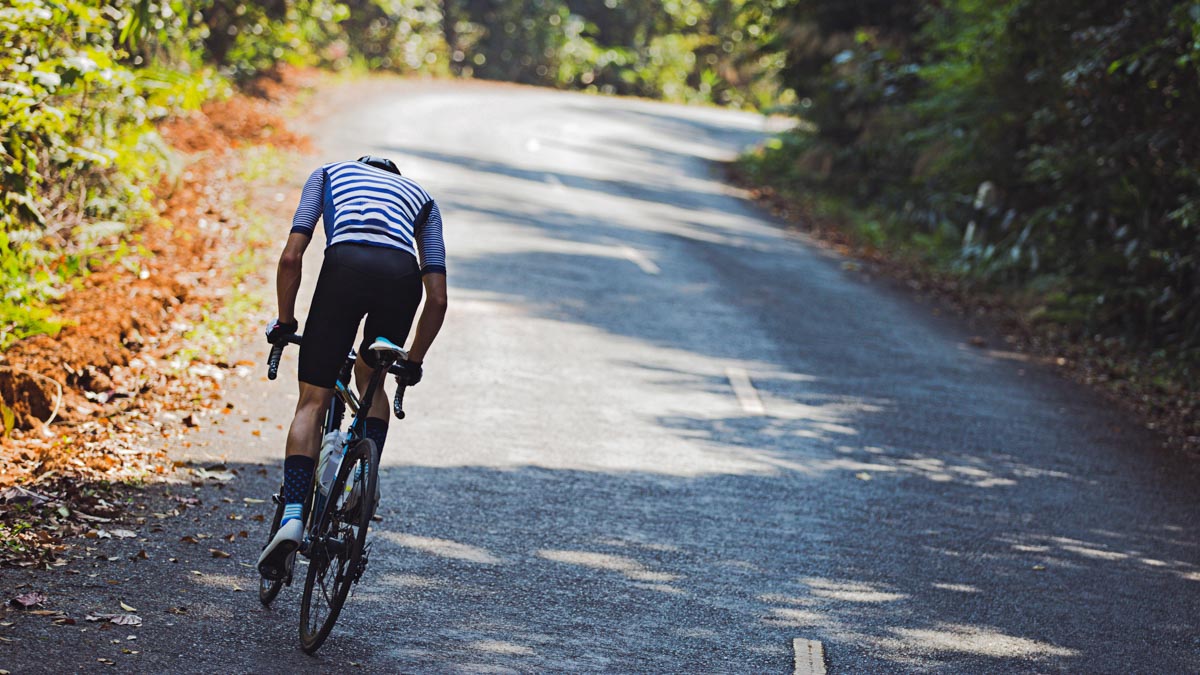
[395,360,422,387]
[265,318,298,345]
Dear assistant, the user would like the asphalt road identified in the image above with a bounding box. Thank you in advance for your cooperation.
[5,79,1200,673]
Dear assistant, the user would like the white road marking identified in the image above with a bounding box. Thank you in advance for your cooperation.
[726,367,765,415]
[620,245,660,275]
[793,638,827,675]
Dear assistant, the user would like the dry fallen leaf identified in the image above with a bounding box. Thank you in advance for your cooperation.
[209,548,231,559]
[85,613,142,626]
[854,472,872,481]
[180,535,199,544]
[110,529,137,539]
[10,592,47,608]
[119,601,137,612]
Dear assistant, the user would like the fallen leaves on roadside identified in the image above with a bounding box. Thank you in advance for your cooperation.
[119,601,137,612]
[86,613,142,626]
[179,535,199,544]
[9,592,47,608]
[129,549,148,561]
[193,467,236,482]
[209,548,230,559]
[110,529,137,539]
[854,472,872,481]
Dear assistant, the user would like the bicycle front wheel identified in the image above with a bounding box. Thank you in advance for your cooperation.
[298,437,379,653]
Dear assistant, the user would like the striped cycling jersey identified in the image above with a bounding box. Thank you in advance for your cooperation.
[290,161,447,275]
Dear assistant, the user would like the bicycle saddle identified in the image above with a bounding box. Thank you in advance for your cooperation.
[368,337,408,360]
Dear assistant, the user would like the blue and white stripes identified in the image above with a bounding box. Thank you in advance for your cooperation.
[290,161,447,275]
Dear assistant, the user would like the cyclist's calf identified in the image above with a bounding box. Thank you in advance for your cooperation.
[287,383,336,460]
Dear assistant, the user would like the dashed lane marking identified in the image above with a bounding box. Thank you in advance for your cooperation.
[793,638,827,675]
[726,367,765,415]
[620,245,661,275]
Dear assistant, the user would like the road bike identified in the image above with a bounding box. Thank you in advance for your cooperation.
[258,333,410,653]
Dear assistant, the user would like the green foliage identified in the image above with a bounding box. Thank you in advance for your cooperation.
[755,0,1200,368]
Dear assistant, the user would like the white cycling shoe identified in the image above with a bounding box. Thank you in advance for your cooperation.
[257,518,302,580]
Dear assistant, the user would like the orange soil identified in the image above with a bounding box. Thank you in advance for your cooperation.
[0,70,312,487]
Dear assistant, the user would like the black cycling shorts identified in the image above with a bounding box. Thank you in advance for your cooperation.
[298,243,423,388]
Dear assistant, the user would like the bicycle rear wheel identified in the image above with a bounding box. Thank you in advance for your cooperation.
[298,437,379,653]
[258,491,287,606]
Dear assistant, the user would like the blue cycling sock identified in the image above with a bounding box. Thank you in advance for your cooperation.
[364,417,388,456]
[280,454,315,523]
[281,503,303,524]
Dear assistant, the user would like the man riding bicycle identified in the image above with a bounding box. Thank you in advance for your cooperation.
[257,155,448,578]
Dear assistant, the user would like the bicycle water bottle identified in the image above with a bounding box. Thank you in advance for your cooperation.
[316,431,346,496]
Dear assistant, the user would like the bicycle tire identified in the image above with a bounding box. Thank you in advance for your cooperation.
[258,491,287,606]
[298,437,379,653]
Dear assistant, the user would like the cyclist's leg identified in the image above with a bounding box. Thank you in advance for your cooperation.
[356,250,422,454]
[259,247,366,576]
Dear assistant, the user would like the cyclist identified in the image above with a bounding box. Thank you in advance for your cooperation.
[257,156,448,579]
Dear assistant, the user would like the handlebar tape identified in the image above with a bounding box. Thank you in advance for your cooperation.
[267,343,284,380]
[393,385,407,420]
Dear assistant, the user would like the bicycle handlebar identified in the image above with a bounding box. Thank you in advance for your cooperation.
[266,334,303,380]
[392,384,406,420]
[266,333,411,420]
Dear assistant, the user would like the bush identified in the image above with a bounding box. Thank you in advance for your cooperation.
[758,0,1200,364]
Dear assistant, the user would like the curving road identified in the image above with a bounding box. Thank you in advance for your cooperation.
[6,79,1199,673]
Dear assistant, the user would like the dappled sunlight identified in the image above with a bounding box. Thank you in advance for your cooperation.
[396,286,890,477]
[375,573,450,589]
[468,639,536,656]
[188,571,248,593]
[537,549,680,585]
[801,577,908,603]
[378,532,503,564]
[931,583,980,593]
[874,623,1079,659]
[998,532,1200,576]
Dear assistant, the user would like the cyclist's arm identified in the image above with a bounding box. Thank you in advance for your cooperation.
[277,168,323,324]
[276,232,311,324]
[408,198,447,363]
[407,272,446,364]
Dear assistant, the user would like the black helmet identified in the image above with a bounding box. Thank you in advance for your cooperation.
[356,155,401,175]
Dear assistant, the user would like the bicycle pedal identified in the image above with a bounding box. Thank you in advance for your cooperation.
[352,555,369,582]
